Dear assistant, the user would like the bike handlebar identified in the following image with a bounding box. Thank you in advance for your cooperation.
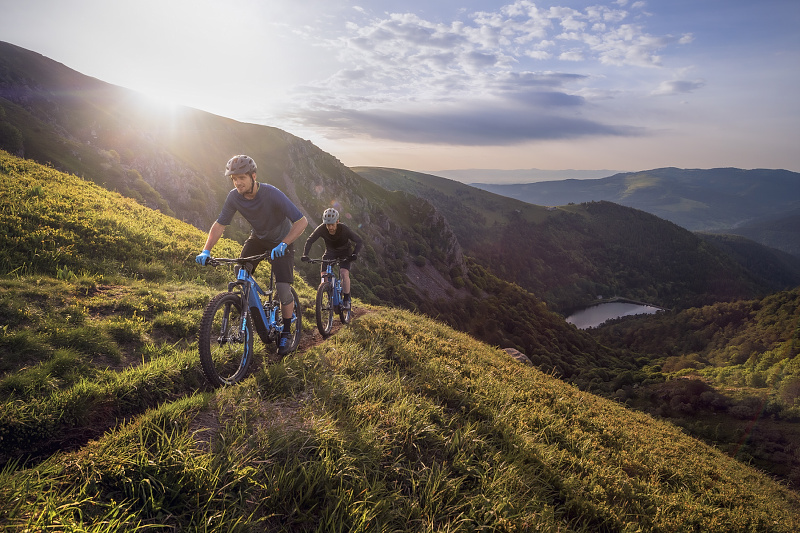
[304,257,347,266]
[207,252,270,268]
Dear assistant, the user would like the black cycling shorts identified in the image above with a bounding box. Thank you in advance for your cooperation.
[240,235,295,283]
[322,250,352,272]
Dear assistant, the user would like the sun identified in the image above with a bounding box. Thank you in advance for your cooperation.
[122,87,191,133]
[135,88,184,112]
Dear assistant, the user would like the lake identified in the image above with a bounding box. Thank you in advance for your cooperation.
[566,302,663,329]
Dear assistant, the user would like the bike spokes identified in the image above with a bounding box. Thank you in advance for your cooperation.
[279,286,303,353]
[199,292,253,387]
[316,282,335,338]
[339,301,352,325]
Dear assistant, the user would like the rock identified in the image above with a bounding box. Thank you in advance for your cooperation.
[503,348,533,365]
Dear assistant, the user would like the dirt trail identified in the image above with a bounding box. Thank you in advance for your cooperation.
[263,304,373,364]
[192,305,374,449]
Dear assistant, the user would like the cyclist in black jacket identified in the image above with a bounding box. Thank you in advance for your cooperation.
[301,208,364,309]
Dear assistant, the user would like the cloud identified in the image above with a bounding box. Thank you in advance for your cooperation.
[282,1,690,146]
[559,50,585,61]
[292,99,643,145]
[651,79,706,96]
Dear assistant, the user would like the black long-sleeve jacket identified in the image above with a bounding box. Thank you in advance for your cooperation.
[303,222,364,257]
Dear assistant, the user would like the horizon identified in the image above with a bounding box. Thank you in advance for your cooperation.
[1,0,799,175]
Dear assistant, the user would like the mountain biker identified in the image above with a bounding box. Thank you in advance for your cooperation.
[195,154,308,356]
[301,207,363,309]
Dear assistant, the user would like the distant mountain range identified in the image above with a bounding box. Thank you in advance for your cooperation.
[469,167,800,257]
[352,167,800,312]
[424,168,621,184]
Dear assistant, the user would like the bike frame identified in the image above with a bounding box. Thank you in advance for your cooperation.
[321,261,344,309]
[308,256,351,338]
[215,255,287,343]
[199,252,302,387]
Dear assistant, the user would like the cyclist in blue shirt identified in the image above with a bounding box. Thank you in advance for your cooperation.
[301,208,363,309]
[196,155,308,355]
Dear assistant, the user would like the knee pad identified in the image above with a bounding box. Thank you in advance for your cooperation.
[277,282,293,305]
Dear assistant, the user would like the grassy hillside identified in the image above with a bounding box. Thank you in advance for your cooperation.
[353,167,791,313]
[0,151,231,280]
[3,141,799,531]
[3,308,800,531]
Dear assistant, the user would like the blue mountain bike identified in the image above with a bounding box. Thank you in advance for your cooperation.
[198,252,302,387]
[306,257,352,338]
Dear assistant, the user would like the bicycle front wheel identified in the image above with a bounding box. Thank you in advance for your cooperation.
[198,292,253,387]
[315,282,335,338]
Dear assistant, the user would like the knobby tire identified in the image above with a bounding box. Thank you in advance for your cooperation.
[279,286,303,353]
[198,292,253,387]
[316,282,335,338]
[339,296,352,325]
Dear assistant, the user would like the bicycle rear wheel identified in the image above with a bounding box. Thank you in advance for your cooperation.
[277,286,303,353]
[339,294,352,325]
[198,292,253,387]
[315,282,335,338]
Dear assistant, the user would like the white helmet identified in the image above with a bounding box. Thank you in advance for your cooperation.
[322,208,339,224]
[225,155,257,176]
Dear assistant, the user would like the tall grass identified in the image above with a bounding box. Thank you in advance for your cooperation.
[3,308,797,532]
[0,151,239,281]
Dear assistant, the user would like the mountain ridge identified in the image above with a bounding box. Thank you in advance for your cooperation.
[467,167,800,256]
[426,167,621,183]
[352,166,800,313]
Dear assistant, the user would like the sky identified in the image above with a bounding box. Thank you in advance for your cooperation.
[1,0,799,176]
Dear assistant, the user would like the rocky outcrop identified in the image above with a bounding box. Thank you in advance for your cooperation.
[503,348,534,365]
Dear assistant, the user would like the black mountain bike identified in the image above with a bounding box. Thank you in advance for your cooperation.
[198,253,302,387]
[305,257,352,338]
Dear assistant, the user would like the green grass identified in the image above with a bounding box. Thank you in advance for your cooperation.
[0,151,240,280]
[0,269,317,464]
[2,308,798,532]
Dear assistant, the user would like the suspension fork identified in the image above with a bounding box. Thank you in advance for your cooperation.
[325,266,341,307]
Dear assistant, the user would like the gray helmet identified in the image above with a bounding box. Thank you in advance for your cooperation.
[225,155,257,176]
[322,208,339,224]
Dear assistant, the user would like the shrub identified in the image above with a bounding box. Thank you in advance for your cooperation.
[779,376,800,407]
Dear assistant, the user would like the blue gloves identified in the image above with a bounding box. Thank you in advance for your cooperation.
[271,242,288,260]
[195,250,211,266]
